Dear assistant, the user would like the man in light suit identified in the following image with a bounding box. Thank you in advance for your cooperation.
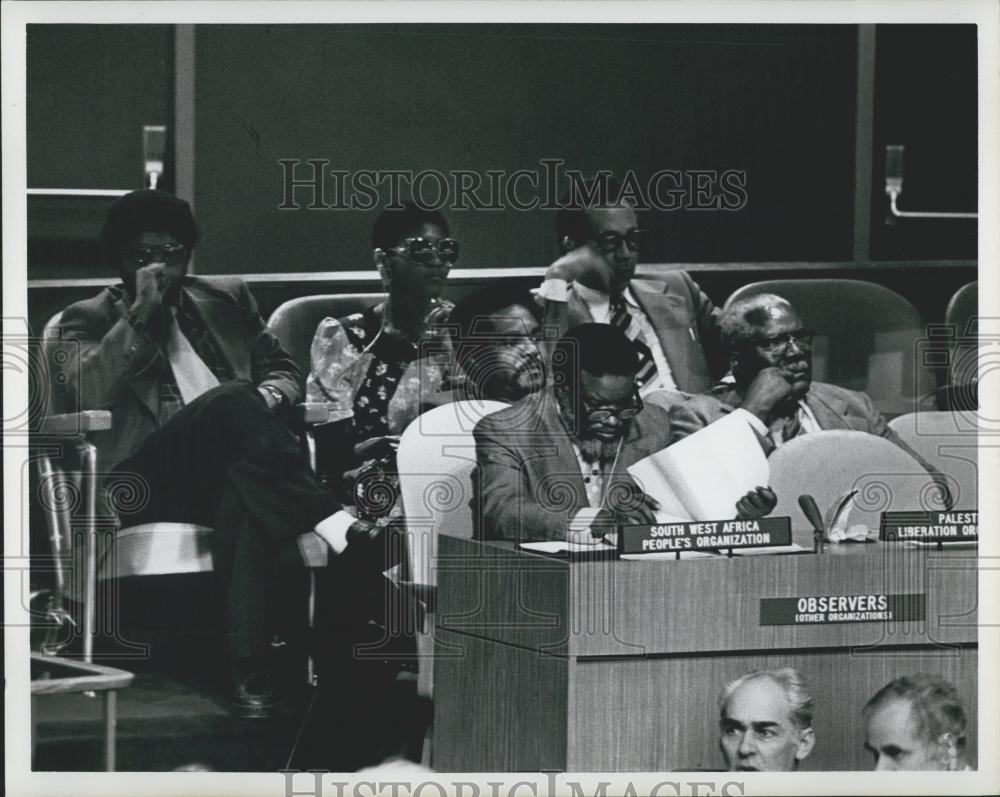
[537,177,725,395]
[55,190,385,718]
[473,324,773,542]
[666,294,947,496]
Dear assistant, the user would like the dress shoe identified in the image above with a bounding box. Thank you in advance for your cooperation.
[231,664,276,719]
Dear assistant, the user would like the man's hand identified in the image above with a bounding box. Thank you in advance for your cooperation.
[618,492,661,526]
[545,246,613,294]
[735,486,777,519]
[132,264,172,308]
[740,367,794,422]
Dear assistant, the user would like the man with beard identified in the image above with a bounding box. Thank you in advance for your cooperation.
[472,323,773,542]
[667,294,947,487]
[718,668,816,772]
[449,285,546,402]
[538,177,725,395]
[54,190,385,718]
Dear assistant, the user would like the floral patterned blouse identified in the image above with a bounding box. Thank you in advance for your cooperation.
[306,300,454,519]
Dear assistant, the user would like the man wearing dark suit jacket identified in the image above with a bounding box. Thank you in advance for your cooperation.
[537,178,724,395]
[55,190,385,718]
[667,294,949,500]
[473,324,773,542]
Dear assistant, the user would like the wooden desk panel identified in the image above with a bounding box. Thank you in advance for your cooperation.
[437,537,978,656]
[433,535,979,772]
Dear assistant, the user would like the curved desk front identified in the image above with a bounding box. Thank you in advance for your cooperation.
[432,535,977,772]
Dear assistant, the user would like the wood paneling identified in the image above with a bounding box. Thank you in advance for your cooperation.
[433,535,978,772]
[436,536,978,657]
[433,629,568,772]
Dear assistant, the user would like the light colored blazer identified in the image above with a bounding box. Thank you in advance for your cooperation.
[472,389,673,541]
[544,271,723,394]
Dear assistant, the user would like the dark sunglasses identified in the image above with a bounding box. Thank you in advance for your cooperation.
[123,243,188,267]
[753,328,815,353]
[591,228,643,255]
[391,237,460,265]
[582,388,643,423]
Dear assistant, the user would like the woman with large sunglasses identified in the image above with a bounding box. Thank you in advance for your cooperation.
[307,202,459,524]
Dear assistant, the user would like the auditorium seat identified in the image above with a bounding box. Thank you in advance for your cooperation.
[939,281,979,409]
[265,293,384,392]
[888,411,980,511]
[724,279,937,417]
[766,430,943,547]
[396,399,509,700]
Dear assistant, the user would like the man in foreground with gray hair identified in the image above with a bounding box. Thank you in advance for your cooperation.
[718,668,816,771]
[863,673,972,771]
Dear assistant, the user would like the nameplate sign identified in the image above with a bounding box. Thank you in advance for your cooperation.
[760,593,926,626]
[880,511,978,542]
[619,516,791,555]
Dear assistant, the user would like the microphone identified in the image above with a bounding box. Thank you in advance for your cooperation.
[798,494,826,554]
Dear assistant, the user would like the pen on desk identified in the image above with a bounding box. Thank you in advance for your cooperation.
[688,327,696,342]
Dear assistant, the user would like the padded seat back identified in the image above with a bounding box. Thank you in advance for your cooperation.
[888,411,980,511]
[767,430,940,547]
[397,400,509,588]
[266,293,384,393]
[725,280,936,417]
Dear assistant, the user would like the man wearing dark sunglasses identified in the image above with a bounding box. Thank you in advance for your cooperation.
[54,190,390,720]
[667,294,950,493]
[537,177,725,396]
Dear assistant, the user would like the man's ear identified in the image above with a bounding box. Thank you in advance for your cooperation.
[559,235,576,254]
[938,733,960,770]
[795,727,816,762]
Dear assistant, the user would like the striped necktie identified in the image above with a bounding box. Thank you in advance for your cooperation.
[164,306,221,404]
[609,296,657,388]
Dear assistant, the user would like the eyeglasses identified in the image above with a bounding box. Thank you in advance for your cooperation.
[123,244,188,267]
[752,328,815,353]
[590,228,643,255]
[390,237,460,265]
[582,388,643,423]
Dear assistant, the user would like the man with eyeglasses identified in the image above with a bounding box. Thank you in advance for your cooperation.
[54,190,389,720]
[472,324,771,542]
[537,177,725,397]
[666,294,942,470]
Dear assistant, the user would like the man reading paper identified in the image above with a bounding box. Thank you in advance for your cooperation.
[472,324,774,543]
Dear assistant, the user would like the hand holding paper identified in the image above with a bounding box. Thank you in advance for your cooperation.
[628,411,771,521]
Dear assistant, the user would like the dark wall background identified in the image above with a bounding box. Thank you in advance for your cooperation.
[25,23,978,332]
[193,24,857,274]
[870,24,978,260]
[27,25,175,272]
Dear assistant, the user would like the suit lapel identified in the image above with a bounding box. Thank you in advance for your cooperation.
[528,393,591,513]
[805,387,850,430]
[630,283,710,392]
[183,283,251,379]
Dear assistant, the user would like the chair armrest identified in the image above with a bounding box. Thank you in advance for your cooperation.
[38,411,112,436]
[295,402,330,425]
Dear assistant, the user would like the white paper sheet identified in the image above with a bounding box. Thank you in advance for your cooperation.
[627,411,770,520]
[518,540,616,554]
